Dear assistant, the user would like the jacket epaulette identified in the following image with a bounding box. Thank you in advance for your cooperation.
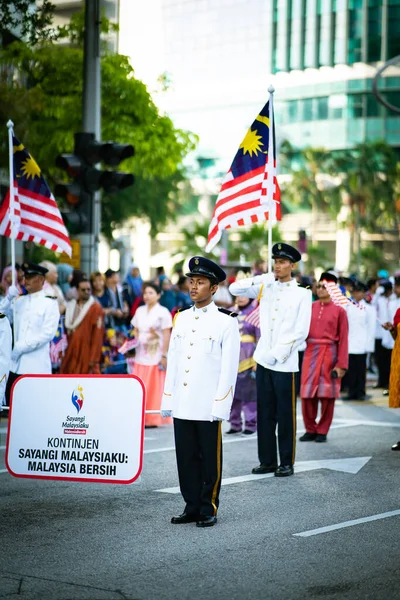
[218,308,238,318]
[45,296,57,300]
[172,305,192,327]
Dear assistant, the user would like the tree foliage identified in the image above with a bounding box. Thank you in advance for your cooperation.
[178,219,282,266]
[0,0,58,45]
[0,12,197,240]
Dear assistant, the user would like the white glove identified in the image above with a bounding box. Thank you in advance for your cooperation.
[161,410,173,418]
[265,352,276,366]
[6,285,20,300]
[264,272,276,285]
[212,416,224,421]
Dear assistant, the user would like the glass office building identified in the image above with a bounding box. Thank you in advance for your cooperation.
[124,0,400,163]
[268,0,400,150]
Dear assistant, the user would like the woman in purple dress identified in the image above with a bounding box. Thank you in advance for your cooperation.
[227,296,260,434]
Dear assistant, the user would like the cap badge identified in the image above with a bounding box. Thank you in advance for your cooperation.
[195,258,199,265]
[278,244,282,250]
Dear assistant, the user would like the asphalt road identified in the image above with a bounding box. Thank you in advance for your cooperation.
[1,392,399,600]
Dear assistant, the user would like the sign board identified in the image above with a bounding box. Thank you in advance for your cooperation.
[6,375,145,484]
[60,238,81,269]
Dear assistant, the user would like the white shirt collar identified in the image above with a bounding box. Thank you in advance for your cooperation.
[193,301,216,313]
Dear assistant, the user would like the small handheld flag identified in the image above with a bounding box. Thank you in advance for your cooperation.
[206,99,281,253]
[0,132,72,257]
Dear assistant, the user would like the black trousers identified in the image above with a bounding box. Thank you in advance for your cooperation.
[345,354,367,399]
[4,372,19,407]
[375,339,392,388]
[173,418,222,517]
[256,365,297,467]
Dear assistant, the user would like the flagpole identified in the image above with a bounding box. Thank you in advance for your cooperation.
[7,120,16,288]
[266,85,275,275]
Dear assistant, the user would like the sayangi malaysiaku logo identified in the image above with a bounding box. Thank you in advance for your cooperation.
[72,385,84,413]
[62,385,89,435]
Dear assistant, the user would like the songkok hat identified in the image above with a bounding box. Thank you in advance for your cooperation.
[319,272,338,284]
[352,280,367,292]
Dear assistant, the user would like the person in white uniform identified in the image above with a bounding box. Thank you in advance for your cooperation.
[229,243,312,477]
[342,281,375,400]
[0,312,12,410]
[161,256,240,528]
[4,263,60,405]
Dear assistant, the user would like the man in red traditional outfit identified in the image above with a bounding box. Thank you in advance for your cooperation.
[300,272,349,442]
[61,278,104,374]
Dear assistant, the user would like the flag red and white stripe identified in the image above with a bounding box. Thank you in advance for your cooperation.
[206,167,281,253]
[0,131,71,256]
[324,281,365,310]
[0,186,72,256]
[118,337,139,355]
[206,98,281,253]
[245,303,261,328]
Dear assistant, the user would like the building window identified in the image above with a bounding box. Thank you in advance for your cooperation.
[348,94,363,118]
[328,93,347,118]
[387,3,400,59]
[316,96,329,119]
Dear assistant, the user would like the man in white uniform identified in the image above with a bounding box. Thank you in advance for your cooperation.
[4,263,60,405]
[342,281,375,401]
[0,312,12,410]
[229,243,312,477]
[161,257,240,527]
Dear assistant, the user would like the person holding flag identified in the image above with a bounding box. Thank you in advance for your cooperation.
[299,272,349,442]
[229,243,312,477]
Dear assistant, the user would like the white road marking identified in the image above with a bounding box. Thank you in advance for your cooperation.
[294,509,400,537]
[155,457,371,493]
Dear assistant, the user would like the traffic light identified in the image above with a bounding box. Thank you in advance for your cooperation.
[55,132,134,235]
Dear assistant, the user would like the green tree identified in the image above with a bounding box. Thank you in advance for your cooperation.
[326,141,400,272]
[0,16,197,240]
[280,141,340,242]
[0,0,57,46]
[177,220,282,266]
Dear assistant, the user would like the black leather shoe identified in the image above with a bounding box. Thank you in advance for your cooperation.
[299,432,317,441]
[196,516,217,527]
[243,429,256,435]
[274,465,294,477]
[171,512,198,524]
[315,434,327,442]
[392,441,400,451]
[252,463,277,474]
[226,428,241,434]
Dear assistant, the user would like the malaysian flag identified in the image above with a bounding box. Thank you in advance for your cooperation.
[206,100,281,252]
[118,337,139,355]
[50,317,68,365]
[324,281,365,310]
[0,134,72,256]
[245,302,261,328]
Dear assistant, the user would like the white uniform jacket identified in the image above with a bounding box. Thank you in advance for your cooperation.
[161,302,240,421]
[382,296,400,350]
[0,314,12,405]
[12,290,60,374]
[346,300,376,354]
[229,276,312,372]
